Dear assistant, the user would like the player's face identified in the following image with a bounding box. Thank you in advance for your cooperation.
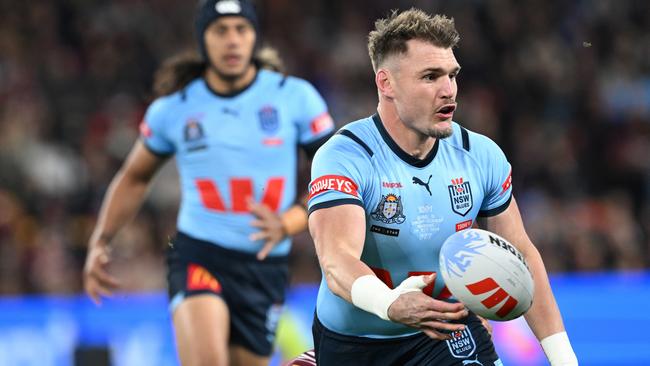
[204,17,256,80]
[390,40,460,139]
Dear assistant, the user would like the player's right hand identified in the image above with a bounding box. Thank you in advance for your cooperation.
[83,243,121,306]
[387,273,468,340]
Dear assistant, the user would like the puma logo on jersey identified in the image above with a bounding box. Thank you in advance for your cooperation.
[222,107,239,116]
[462,354,483,365]
[412,175,432,196]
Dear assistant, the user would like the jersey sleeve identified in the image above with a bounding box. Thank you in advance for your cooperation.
[139,98,175,156]
[475,135,513,217]
[290,78,335,147]
[308,135,372,214]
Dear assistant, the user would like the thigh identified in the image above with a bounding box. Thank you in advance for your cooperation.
[167,232,288,359]
[226,258,288,357]
[312,315,414,366]
[167,233,232,366]
[229,344,269,366]
[173,294,230,366]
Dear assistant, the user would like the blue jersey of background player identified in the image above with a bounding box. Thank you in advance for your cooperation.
[83,1,334,365]
[308,9,577,366]
[143,54,330,258]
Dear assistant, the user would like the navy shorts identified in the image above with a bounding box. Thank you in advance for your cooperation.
[312,313,502,366]
[167,232,288,356]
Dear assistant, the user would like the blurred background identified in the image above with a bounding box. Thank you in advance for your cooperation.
[0,0,649,365]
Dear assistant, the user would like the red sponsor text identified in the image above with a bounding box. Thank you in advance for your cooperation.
[309,175,358,199]
[455,220,473,232]
[382,182,403,188]
[310,112,334,134]
[139,120,152,137]
[501,169,512,195]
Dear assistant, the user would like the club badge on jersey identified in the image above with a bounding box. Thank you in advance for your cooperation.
[370,194,406,224]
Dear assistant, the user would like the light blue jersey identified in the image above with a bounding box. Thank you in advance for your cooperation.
[140,69,334,256]
[308,114,513,338]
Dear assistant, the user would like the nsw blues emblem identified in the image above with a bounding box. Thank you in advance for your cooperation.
[258,105,279,135]
[448,177,473,216]
[184,119,207,152]
[446,328,477,359]
[371,194,406,224]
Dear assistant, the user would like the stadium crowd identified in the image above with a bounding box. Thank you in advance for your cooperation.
[0,0,648,295]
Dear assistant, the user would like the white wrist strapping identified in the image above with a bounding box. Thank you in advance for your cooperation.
[350,274,427,320]
[540,331,578,366]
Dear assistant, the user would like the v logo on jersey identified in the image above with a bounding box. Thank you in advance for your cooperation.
[412,174,432,196]
[466,277,518,318]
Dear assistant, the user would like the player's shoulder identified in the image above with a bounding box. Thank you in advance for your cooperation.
[147,78,203,114]
[443,122,504,157]
[315,116,377,160]
[258,69,317,93]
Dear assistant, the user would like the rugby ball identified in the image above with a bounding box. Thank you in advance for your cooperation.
[439,228,534,321]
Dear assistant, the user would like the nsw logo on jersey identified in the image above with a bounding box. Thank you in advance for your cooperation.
[371,194,406,224]
[258,105,279,135]
[184,119,208,152]
[446,327,477,359]
[448,177,473,216]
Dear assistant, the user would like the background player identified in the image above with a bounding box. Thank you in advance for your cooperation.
[308,8,577,365]
[83,0,334,365]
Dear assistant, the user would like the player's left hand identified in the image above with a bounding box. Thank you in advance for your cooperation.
[248,199,287,260]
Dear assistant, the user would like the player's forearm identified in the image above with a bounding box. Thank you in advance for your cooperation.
[320,250,375,303]
[524,251,578,366]
[523,247,566,339]
[281,204,308,236]
[89,170,151,248]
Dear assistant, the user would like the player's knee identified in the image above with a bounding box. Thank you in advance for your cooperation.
[182,349,228,366]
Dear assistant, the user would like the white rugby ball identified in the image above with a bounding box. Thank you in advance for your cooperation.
[439,228,534,321]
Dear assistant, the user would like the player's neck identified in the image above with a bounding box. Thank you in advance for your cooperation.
[204,64,257,96]
[377,103,436,160]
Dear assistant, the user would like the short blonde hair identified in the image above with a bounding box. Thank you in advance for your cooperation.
[368,8,460,71]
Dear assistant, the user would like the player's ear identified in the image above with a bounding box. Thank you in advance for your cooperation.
[376,68,395,99]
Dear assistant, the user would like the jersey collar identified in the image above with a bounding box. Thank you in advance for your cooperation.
[202,69,260,99]
[372,113,439,168]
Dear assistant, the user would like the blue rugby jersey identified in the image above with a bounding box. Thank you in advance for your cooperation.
[140,69,334,256]
[308,114,513,338]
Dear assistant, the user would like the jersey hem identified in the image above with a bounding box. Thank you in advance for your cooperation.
[314,314,420,342]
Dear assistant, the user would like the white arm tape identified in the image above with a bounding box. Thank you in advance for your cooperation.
[351,275,397,320]
[350,274,427,321]
[540,331,578,366]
